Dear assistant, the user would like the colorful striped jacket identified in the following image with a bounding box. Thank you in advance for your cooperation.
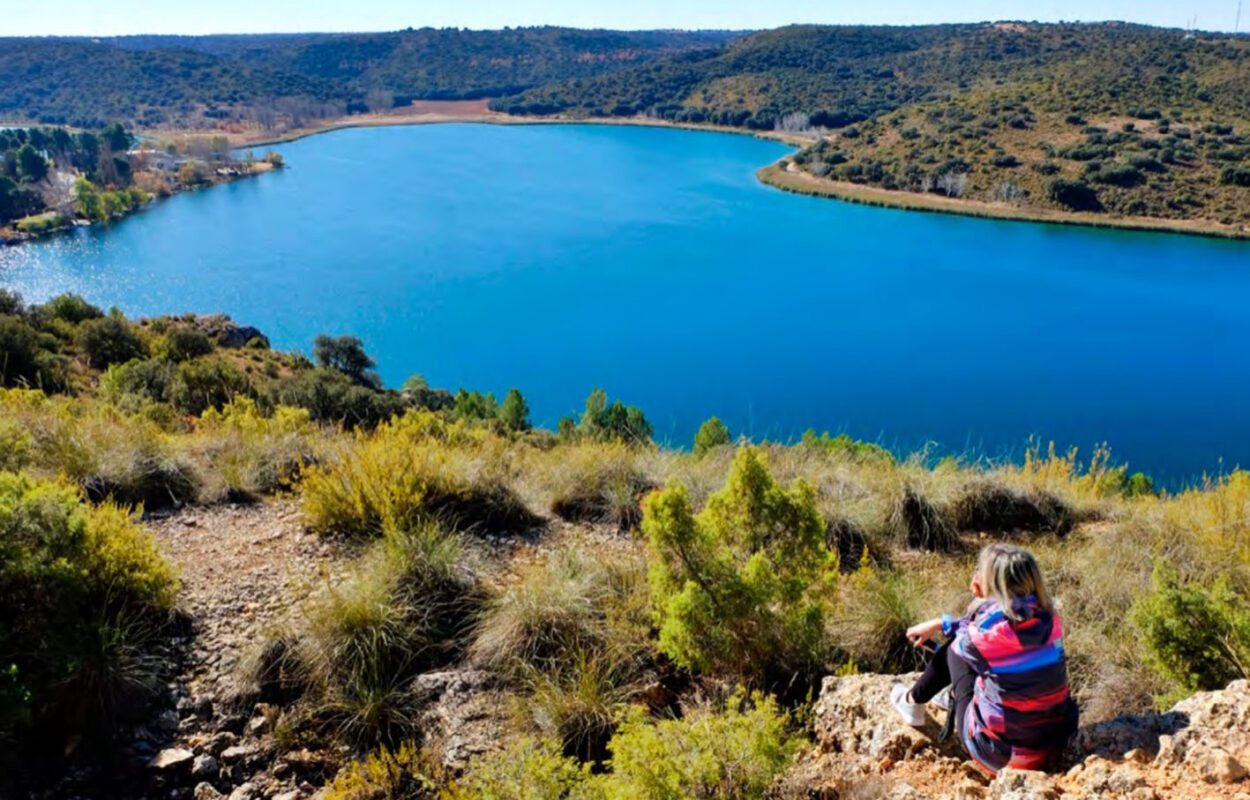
[942,596,1079,774]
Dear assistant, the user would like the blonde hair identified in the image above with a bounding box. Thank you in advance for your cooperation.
[976,544,1053,621]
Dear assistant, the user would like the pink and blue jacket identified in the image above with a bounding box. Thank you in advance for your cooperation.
[942,596,1079,774]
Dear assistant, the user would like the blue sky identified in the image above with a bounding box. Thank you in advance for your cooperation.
[5,0,1246,36]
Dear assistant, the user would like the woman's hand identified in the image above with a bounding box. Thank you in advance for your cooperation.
[905,617,944,648]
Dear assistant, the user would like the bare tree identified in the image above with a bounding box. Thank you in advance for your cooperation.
[936,172,969,198]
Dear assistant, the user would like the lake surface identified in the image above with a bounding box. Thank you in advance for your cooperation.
[2,123,1248,482]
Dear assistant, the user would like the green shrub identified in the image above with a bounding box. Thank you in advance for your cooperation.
[101,358,177,403]
[322,741,441,800]
[0,474,177,744]
[0,314,41,387]
[692,417,731,457]
[271,367,407,428]
[158,327,214,362]
[192,397,317,502]
[799,430,894,463]
[76,315,145,369]
[1047,179,1102,211]
[642,446,836,688]
[37,293,103,325]
[446,737,590,800]
[168,357,252,415]
[592,693,798,800]
[1132,563,1250,696]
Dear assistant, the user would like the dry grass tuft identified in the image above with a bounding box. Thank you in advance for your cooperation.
[890,484,960,552]
[949,479,1076,536]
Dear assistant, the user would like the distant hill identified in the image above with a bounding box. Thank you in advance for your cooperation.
[498,22,1250,232]
[0,28,740,128]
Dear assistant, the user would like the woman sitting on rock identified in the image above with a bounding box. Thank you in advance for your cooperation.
[891,543,1079,775]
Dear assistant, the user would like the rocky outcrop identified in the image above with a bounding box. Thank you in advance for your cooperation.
[782,673,1250,800]
[189,314,271,349]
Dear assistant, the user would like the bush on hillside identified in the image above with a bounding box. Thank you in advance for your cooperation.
[36,293,103,326]
[1047,179,1103,211]
[76,314,146,369]
[0,474,177,748]
[301,417,539,539]
[592,693,798,800]
[642,446,836,689]
[157,326,214,362]
[1132,563,1250,696]
[270,367,407,429]
[445,737,589,800]
[168,358,253,415]
[191,397,318,502]
[322,741,442,800]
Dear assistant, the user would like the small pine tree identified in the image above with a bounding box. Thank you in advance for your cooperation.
[498,388,531,432]
[692,416,731,456]
[1132,562,1250,694]
[642,446,835,688]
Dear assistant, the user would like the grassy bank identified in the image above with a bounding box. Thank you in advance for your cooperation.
[759,162,1250,241]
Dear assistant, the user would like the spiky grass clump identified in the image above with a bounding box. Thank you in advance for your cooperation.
[534,441,656,531]
[828,563,929,673]
[470,542,650,675]
[472,541,652,759]
[259,524,484,748]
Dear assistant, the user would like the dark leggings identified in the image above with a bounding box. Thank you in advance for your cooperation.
[910,641,976,743]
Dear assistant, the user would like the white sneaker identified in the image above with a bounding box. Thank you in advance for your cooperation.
[891,683,926,727]
[931,686,952,712]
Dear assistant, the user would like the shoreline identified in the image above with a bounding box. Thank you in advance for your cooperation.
[196,107,813,150]
[216,107,1250,242]
[757,162,1250,242]
[14,108,1250,242]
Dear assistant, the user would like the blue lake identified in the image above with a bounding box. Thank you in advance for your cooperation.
[2,123,1248,482]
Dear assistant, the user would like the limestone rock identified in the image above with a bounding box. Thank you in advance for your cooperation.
[150,747,195,771]
[810,673,961,763]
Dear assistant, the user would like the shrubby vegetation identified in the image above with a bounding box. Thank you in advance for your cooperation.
[9,292,1250,795]
[643,447,835,691]
[0,29,734,131]
[0,474,177,750]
